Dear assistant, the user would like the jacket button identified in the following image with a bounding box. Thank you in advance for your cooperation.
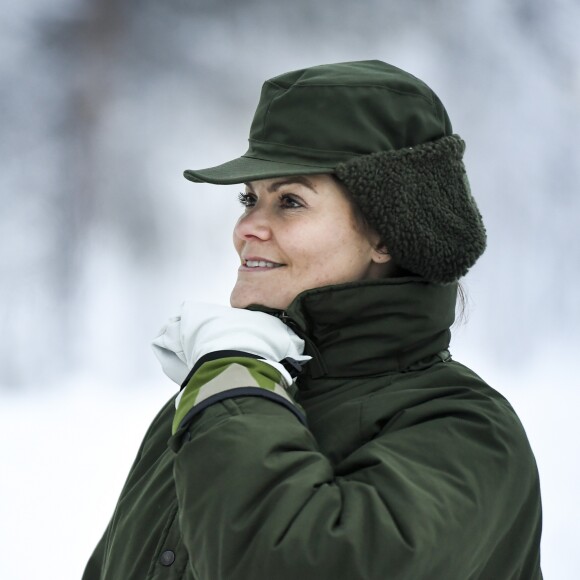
[159,550,175,566]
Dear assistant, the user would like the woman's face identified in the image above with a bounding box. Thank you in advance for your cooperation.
[230,174,390,310]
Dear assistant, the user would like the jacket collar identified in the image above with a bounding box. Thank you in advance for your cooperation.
[279,277,457,380]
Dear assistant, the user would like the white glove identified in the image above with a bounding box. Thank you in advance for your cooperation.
[151,302,310,386]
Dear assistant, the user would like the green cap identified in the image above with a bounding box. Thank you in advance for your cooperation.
[184,60,486,284]
[184,60,453,184]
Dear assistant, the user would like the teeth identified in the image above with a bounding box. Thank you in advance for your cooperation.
[245,260,279,268]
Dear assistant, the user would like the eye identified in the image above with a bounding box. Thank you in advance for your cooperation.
[280,193,303,209]
[238,191,256,208]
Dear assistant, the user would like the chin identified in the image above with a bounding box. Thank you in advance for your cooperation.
[230,287,260,309]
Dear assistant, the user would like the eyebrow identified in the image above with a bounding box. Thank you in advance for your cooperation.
[244,176,318,193]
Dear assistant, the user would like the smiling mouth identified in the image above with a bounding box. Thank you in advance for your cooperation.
[243,259,284,269]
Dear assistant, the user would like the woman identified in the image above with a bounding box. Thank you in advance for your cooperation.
[83,60,542,579]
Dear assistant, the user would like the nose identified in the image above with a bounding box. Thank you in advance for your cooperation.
[233,206,272,242]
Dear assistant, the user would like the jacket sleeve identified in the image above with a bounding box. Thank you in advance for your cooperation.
[171,374,541,580]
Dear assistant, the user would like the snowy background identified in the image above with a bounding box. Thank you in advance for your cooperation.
[1,0,579,578]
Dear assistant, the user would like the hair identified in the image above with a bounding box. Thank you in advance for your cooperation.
[331,174,468,322]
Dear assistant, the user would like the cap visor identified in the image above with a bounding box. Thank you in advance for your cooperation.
[183,156,335,185]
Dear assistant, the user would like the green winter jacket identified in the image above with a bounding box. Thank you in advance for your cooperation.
[83,278,542,580]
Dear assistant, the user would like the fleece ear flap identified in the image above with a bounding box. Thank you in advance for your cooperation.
[336,134,487,284]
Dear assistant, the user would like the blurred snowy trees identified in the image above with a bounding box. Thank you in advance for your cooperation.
[1,0,579,387]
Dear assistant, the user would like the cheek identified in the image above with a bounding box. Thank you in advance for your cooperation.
[306,226,371,278]
[291,233,338,277]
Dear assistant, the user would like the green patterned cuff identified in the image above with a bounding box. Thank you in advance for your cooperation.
[173,357,305,434]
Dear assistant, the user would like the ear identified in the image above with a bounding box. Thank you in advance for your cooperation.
[366,244,392,279]
[370,244,391,264]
